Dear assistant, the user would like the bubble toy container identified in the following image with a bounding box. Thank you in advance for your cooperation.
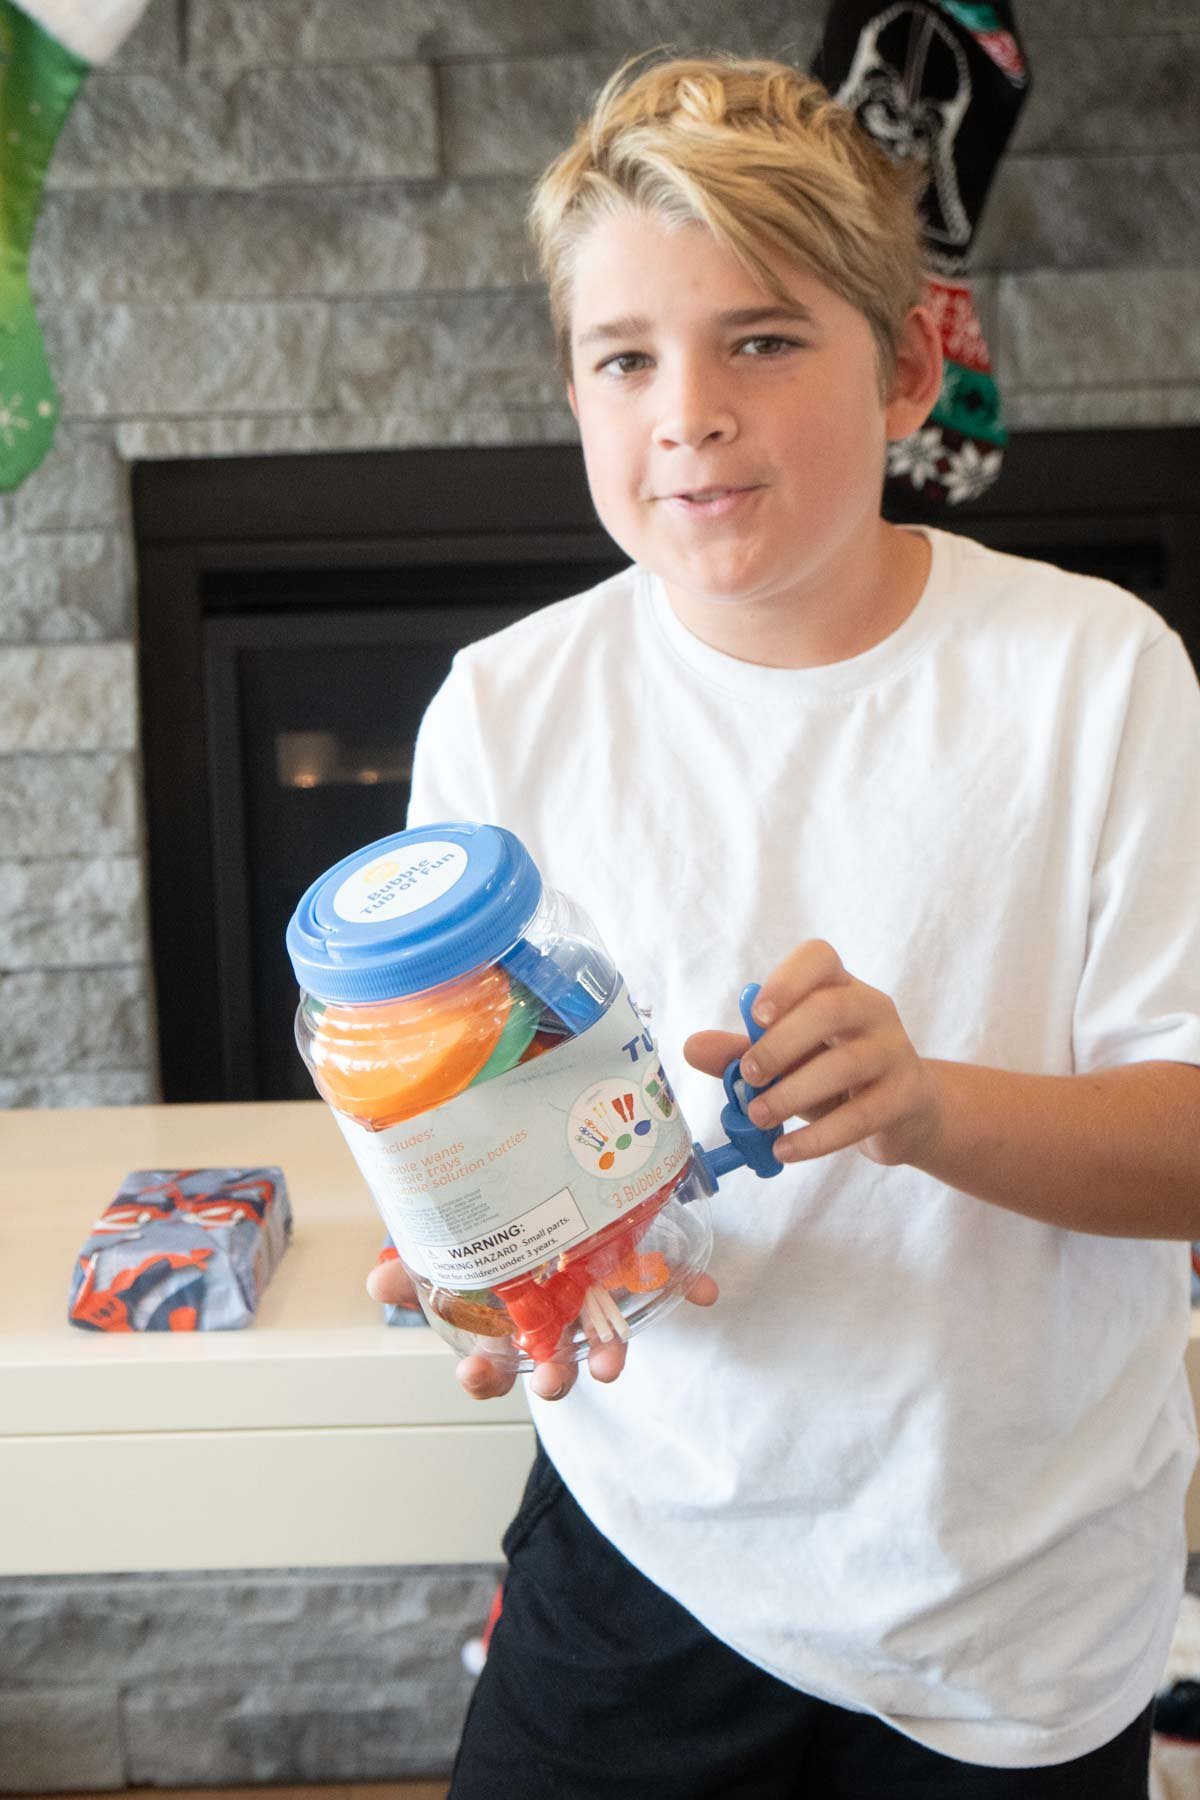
[286,823,782,1372]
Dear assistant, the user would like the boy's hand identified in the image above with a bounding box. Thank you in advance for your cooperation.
[684,940,942,1169]
[366,1254,718,1403]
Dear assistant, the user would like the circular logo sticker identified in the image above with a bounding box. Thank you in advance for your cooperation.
[567,1075,659,1182]
[332,841,467,924]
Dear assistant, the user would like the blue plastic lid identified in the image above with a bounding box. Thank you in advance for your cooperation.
[285,823,543,1004]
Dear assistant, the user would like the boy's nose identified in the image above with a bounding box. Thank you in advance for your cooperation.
[653,371,737,451]
[655,412,736,452]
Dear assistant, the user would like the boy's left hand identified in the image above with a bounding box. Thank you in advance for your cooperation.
[683,940,942,1168]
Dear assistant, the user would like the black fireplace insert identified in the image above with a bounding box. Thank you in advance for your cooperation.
[132,432,1200,1104]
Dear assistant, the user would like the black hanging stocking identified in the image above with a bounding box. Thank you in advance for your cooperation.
[813,2,1030,503]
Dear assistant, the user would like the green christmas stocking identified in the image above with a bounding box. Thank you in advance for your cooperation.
[0,0,89,491]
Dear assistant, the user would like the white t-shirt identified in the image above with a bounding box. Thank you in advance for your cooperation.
[407,526,1200,1769]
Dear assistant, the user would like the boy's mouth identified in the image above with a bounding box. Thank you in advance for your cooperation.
[662,484,762,517]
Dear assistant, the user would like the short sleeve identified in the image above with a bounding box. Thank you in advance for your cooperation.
[405,657,496,832]
[1074,629,1200,1073]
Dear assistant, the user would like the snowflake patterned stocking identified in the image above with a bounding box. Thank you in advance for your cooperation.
[813,1,1030,503]
[0,0,89,491]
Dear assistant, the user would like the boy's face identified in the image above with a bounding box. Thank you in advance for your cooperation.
[566,209,923,624]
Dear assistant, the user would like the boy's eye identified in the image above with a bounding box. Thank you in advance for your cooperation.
[737,335,800,357]
[593,336,802,377]
[597,351,650,377]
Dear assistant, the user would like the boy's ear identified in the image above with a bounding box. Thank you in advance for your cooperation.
[884,306,944,442]
[566,380,578,420]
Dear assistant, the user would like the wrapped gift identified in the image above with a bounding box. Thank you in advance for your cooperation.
[375,1241,431,1329]
[68,1168,292,1332]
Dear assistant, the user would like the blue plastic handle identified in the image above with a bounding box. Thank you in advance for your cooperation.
[689,982,783,1193]
[497,934,608,1034]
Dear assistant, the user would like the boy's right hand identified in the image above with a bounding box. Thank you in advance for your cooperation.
[366,1255,718,1403]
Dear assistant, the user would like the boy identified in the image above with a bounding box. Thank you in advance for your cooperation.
[368,51,1200,1797]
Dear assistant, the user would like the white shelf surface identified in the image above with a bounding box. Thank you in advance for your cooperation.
[0,1102,533,1574]
[4,1102,1197,1572]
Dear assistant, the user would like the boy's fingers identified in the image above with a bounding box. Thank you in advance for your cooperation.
[742,983,864,1090]
[773,1075,906,1164]
[684,1271,719,1306]
[386,1267,721,1402]
[683,1028,749,1077]
[754,940,850,1026]
[366,1256,420,1308]
[586,1338,628,1383]
[747,1040,871,1128]
[458,1348,520,1400]
[529,1358,580,1401]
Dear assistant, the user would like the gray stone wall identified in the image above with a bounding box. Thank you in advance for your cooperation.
[0,1563,501,1792]
[1,1,1198,1106]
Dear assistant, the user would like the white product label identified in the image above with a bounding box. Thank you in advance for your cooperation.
[421,1188,588,1286]
[332,841,467,924]
[334,981,693,1288]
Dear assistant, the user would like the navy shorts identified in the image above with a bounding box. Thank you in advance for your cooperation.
[449,1442,1153,1799]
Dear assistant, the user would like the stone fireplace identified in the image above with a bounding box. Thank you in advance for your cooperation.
[132,432,1199,1107]
[133,441,623,1102]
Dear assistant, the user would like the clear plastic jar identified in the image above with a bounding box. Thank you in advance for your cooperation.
[287,824,716,1371]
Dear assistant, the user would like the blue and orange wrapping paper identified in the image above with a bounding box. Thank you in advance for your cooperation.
[68,1168,293,1332]
[375,1240,430,1328]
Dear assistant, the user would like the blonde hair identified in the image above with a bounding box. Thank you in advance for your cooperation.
[527,50,925,391]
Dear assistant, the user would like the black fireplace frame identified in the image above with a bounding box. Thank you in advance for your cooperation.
[133,432,1200,1104]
